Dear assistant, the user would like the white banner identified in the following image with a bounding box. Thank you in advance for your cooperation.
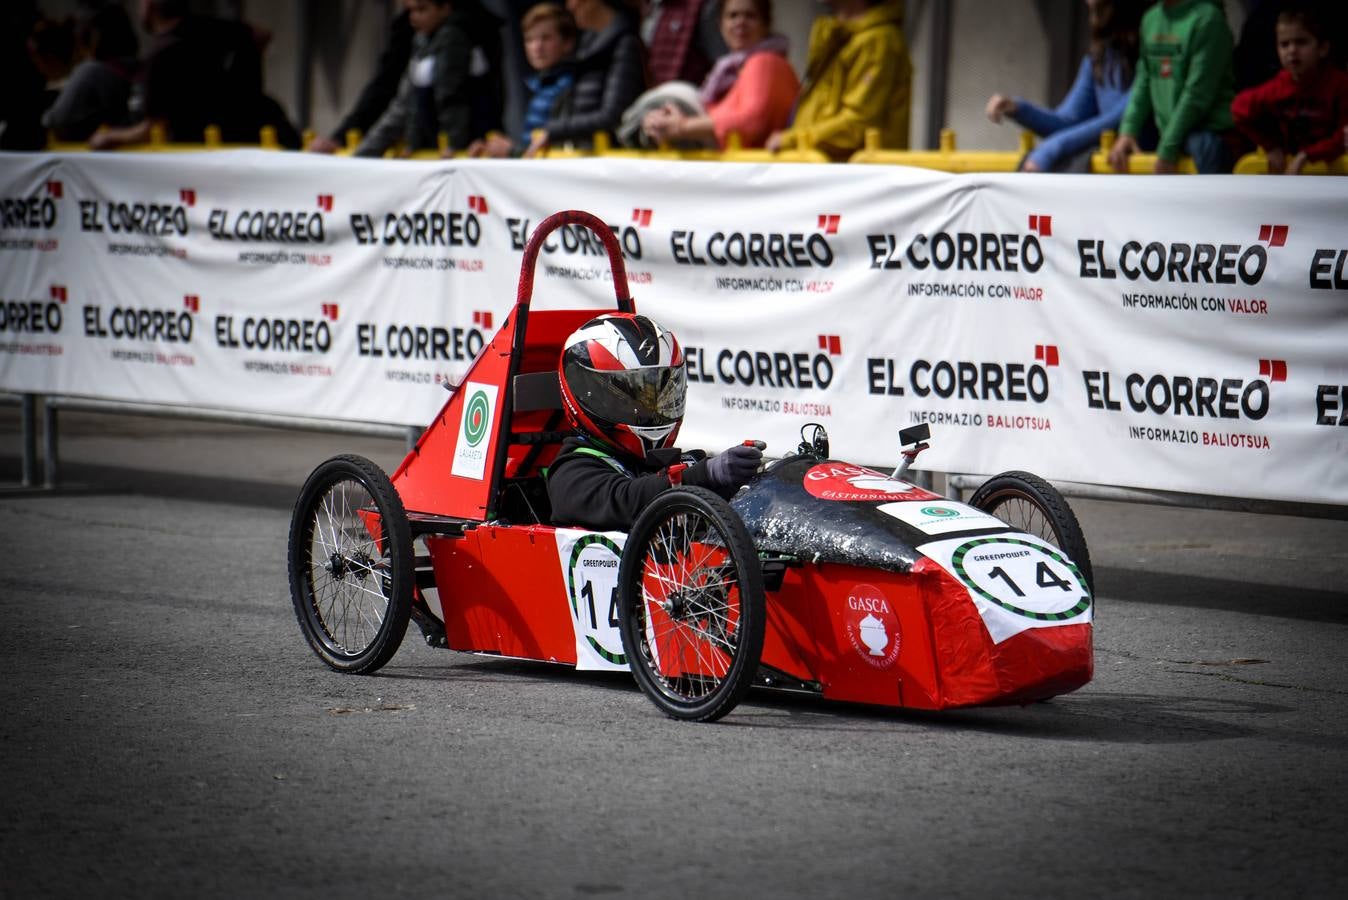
[2,150,1345,505]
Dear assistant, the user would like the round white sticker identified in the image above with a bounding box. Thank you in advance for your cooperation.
[566,535,626,665]
[949,537,1090,621]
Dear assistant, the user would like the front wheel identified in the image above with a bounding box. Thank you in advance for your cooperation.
[287,454,414,673]
[617,487,765,722]
[970,471,1094,594]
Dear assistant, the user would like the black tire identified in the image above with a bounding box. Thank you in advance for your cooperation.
[970,470,1094,594]
[617,487,765,722]
[287,454,414,673]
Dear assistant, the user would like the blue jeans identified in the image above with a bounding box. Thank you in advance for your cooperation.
[1184,130,1233,174]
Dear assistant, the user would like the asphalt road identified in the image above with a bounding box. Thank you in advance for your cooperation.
[2,409,1346,899]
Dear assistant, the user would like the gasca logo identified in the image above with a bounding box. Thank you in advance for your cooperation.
[450,381,498,480]
[464,390,490,446]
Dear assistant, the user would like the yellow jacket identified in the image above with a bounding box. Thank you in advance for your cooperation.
[779,1,911,160]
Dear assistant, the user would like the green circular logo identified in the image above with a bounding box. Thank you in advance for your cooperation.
[921,505,959,517]
[463,391,489,446]
[950,537,1091,621]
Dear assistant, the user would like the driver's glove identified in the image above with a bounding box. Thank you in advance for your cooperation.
[704,443,763,489]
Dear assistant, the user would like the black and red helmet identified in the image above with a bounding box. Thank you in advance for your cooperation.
[558,313,686,461]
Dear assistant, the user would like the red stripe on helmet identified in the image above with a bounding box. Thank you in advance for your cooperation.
[585,340,625,371]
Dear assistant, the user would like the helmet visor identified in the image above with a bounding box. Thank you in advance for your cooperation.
[565,361,687,429]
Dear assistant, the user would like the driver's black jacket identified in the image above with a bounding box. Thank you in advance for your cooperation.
[547,435,733,531]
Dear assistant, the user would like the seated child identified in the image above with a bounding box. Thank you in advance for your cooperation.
[468,2,577,158]
[355,0,472,157]
[547,313,762,531]
[1231,4,1348,174]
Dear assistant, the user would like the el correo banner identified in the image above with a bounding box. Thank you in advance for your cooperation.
[1,151,1345,505]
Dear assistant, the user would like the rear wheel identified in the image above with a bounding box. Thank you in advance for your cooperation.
[617,487,765,722]
[287,454,413,673]
[970,471,1093,593]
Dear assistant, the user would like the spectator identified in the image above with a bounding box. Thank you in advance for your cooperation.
[1108,0,1236,174]
[91,0,298,149]
[1235,0,1348,90]
[0,1,45,150]
[628,0,797,149]
[765,0,910,160]
[986,0,1145,172]
[459,1,508,144]
[27,17,78,115]
[1232,4,1348,173]
[524,0,646,156]
[355,0,474,157]
[310,1,502,155]
[308,5,414,153]
[42,4,140,142]
[469,3,578,158]
[642,0,726,86]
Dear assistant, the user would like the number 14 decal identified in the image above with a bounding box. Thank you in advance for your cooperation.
[988,562,1074,597]
[580,580,620,629]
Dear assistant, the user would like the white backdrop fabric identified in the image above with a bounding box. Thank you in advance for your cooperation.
[2,151,1345,505]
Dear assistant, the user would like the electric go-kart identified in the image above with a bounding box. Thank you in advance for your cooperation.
[287,211,1093,722]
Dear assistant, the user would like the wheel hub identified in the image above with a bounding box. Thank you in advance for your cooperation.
[665,592,687,619]
[327,552,375,581]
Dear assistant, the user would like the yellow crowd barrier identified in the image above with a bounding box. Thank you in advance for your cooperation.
[50,122,288,154]
[1231,148,1348,175]
[850,128,1032,172]
[44,123,1347,176]
[1089,130,1198,174]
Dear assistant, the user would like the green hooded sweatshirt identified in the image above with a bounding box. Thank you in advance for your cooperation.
[1119,0,1235,160]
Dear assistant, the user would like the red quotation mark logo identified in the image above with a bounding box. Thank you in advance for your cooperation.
[46,181,63,199]
[183,295,200,313]
[818,334,842,355]
[817,214,841,235]
[316,194,334,212]
[50,285,68,303]
[1258,359,1287,382]
[468,195,489,214]
[472,310,493,330]
[1028,214,1053,237]
[632,208,653,227]
[179,189,196,207]
[1257,224,1289,247]
[1034,344,1059,366]
[321,303,340,321]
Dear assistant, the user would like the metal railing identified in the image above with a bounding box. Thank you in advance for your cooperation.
[945,473,1347,521]
[7,391,1343,519]
[3,393,418,490]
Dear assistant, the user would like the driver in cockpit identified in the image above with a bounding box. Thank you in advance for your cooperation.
[547,313,763,531]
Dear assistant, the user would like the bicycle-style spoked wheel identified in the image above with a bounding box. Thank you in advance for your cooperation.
[287,454,413,673]
[970,470,1094,594]
[617,487,764,722]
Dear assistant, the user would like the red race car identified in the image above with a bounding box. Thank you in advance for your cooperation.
[287,211,1093,722]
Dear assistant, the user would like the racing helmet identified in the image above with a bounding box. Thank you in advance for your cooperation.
[558,313,686,461]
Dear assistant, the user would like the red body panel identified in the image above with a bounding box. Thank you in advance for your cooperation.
[427,526,578,664]
[763,563,941,708]
[913,557,1093,707]
[421,528,1091,710]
